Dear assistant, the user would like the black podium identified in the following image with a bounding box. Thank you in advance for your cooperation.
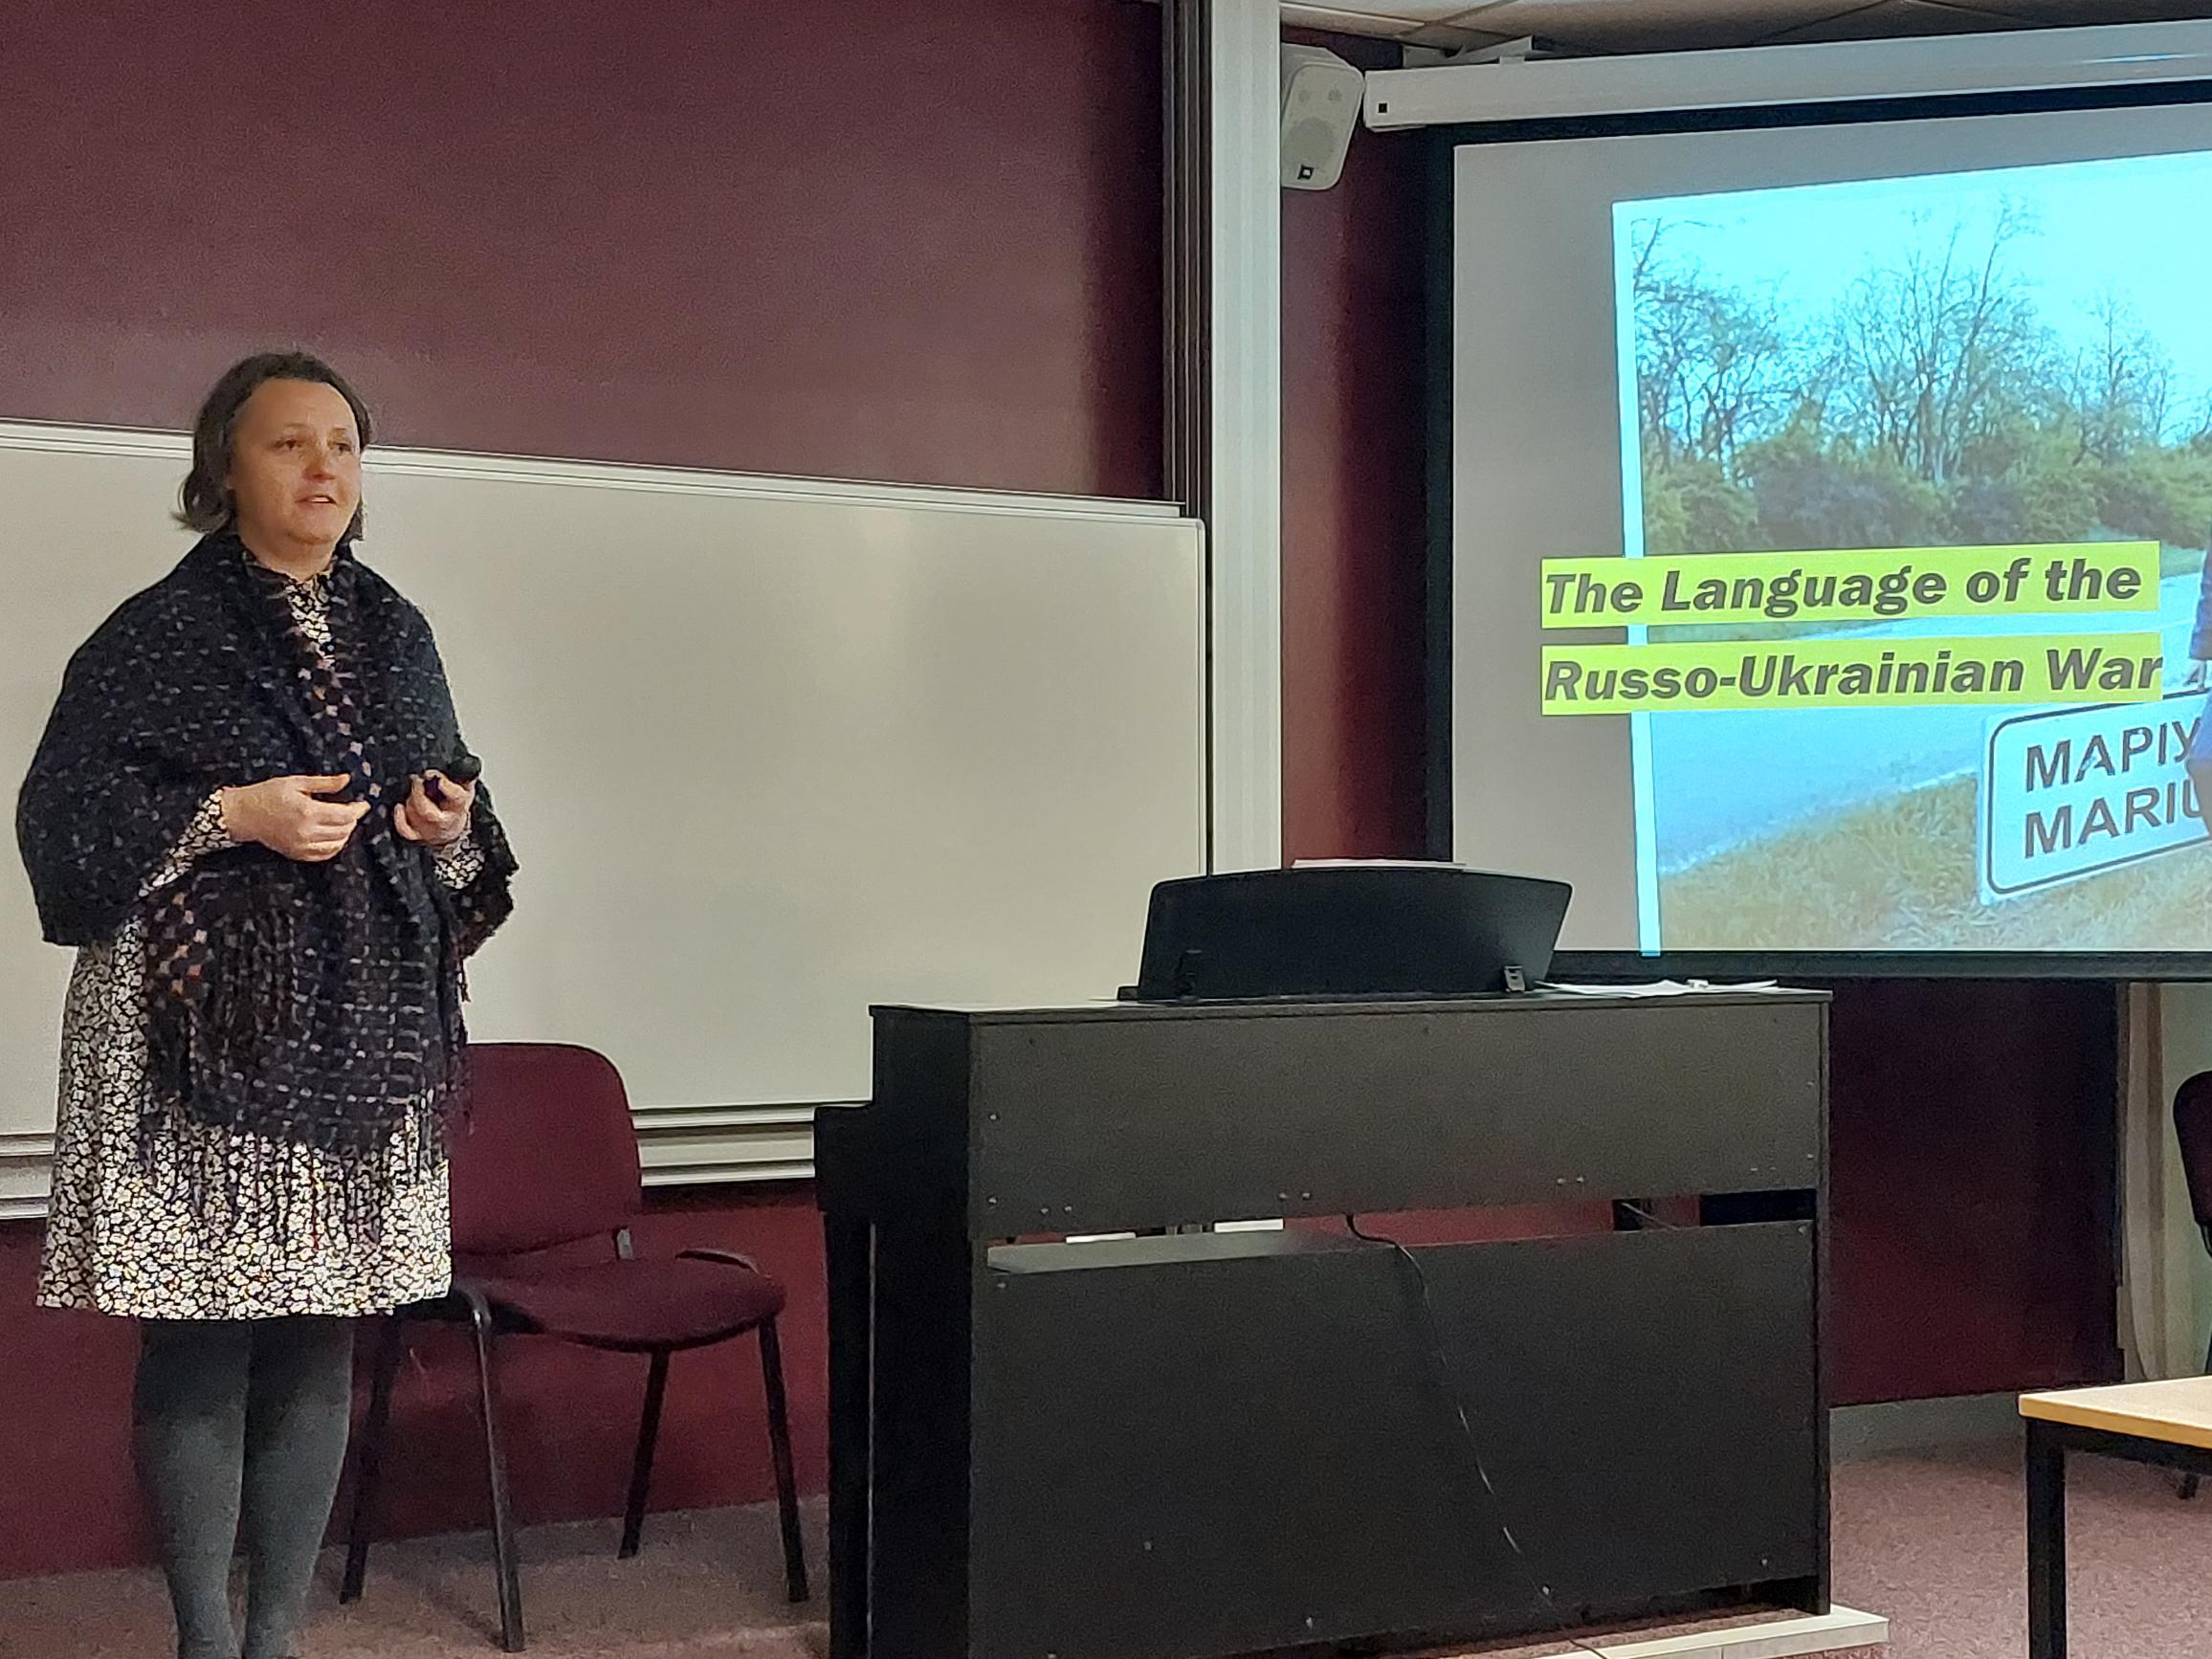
[815,991,1829,1659]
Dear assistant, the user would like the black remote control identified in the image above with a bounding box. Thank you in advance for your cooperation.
[422,751,481,805]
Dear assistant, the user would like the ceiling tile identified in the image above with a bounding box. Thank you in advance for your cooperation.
[1296,0,1488,23]
[1436,0,1883,53]
[1402,20,1520,47]
[1281,4,1421,34]
[1291,0,2212,49]
[1282,2,1508,37]
[1765,0,2034,41]
[1948,0,2212,18]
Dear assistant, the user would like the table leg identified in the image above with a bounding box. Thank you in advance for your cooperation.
[2026,1419,2067,1659]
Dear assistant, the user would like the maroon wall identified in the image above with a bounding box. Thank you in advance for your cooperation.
[0,0,2124,1586]
[1,0,1161,498]
[0,0,1162,1582]
[1269,58,2123,1408]
[1824,979,2122,1403]
[0,1192,826,1578]
[1280,31,1428,862]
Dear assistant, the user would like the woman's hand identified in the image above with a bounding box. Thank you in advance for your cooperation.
[219,775,369,862]
[393,771,476,849]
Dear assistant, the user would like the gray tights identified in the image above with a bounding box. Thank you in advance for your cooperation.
[134,1316,356,1659]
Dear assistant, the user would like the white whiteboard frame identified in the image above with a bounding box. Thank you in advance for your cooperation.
[0,421,1189,525]
[0,11,1290,1220]
[0,421,1220,1217]
[1199,0,1285,876]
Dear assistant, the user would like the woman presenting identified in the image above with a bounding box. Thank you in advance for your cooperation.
[17,352,517,1659]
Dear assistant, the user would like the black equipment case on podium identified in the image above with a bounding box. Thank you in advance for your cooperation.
[816,988,1829,1659]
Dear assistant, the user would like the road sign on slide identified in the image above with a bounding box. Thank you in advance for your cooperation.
[1980,689,2210,903]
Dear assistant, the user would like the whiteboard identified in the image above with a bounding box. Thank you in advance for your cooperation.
[0,424,1206,1152]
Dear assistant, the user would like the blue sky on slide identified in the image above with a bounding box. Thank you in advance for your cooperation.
[1617,147,2212,423]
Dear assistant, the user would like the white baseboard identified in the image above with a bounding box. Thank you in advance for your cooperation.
[0,1104,826,1222]
[1591,1605,1887,1659]
[0,1132,53,1221]
[1831,1393,2023,1460]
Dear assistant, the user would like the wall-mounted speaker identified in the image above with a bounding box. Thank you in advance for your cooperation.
[1279,44,1362,192]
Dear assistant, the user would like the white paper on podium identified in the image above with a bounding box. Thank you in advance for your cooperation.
[1539,979,1782,998]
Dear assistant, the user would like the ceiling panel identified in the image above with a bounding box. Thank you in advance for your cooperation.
[1401,22,1515,46]
[1283,0,1489,29]
[1281,3,1505,42]
[1958,0,2212,17]
[1765,1,2034,43]
[1288,0,2212,49]
[1435,0,1900,53]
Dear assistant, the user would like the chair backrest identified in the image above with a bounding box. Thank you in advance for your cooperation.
[2173,1071,2212,1239]
[448,1042,643,1257]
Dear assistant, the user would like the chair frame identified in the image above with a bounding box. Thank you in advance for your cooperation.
[2179,1222,2212,1503]
[339,1228,808,1653]
[2172,1071,2212,1503]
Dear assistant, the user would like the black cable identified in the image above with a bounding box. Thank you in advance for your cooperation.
[1344,1214,1613,1659]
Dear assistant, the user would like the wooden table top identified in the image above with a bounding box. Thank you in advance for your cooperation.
[2020,1377,2212,1449]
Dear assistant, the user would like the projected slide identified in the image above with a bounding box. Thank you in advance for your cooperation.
[1602,148,2212,954]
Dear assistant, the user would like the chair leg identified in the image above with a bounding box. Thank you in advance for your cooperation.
[463,1292,526,1653]
[2186,1328,2212,1500]
[621,1351,671,1559]
[758,1316,810,1603]
[341,1313,407,1603]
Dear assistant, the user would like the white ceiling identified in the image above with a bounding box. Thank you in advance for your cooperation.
[1284,0,2212,53]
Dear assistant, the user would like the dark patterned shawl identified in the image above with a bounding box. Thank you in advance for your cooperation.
[16,532,517,1227]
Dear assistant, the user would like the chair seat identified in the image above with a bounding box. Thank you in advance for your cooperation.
[466,1256,787,1350]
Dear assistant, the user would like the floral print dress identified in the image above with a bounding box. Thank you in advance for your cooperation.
[37,561,480,1320]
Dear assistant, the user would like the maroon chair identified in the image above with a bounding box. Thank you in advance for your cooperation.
[339,1042,807,1650]
[2173,1070,2212,1500]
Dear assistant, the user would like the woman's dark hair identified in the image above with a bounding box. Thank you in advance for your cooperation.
[177,351,374,539]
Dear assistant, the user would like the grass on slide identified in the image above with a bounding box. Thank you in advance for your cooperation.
[1659,773,2212,952]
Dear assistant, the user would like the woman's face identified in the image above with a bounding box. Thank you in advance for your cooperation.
[225,378,362,556]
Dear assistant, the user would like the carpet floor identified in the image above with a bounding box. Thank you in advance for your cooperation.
[2,1443,2205,1657]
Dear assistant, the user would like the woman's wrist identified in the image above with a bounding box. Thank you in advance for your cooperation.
[210,788,248,846]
